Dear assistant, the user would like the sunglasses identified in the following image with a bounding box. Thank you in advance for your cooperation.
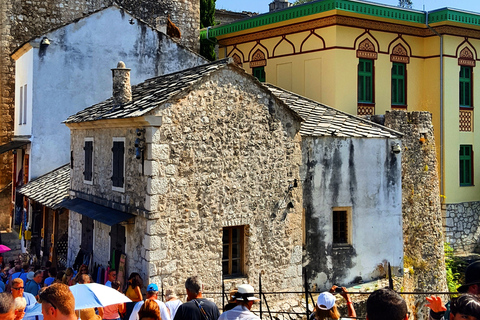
[39,293,57,310]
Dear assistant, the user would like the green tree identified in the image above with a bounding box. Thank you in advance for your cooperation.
[200,0,216,61]
[398,0,413,8]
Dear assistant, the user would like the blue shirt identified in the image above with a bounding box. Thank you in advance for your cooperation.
[25,280,41,297]
[44,277,55,286]
[23,292,38,320]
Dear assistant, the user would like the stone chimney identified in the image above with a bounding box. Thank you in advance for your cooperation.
[269,0,292,12]
[112,61,132,105]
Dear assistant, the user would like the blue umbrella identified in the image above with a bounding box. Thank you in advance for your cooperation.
[69,283,132,310]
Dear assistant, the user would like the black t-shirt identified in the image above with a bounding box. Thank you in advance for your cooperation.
[173,298,220,320]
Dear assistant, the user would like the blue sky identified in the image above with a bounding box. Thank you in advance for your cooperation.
[216,0,479,14]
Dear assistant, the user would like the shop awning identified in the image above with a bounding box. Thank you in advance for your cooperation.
[61,198,134,226]
[0,140,30,154]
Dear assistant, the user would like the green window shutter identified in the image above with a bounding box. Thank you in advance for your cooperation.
[392,63,406,105]
[253,67,266,82]
[358,59,373,103]
[460,66,472,107]
[460,145,473,186]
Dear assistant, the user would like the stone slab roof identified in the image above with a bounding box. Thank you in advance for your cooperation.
[17,164,70,209]
[265,84,402,138]
[65,59,232,123]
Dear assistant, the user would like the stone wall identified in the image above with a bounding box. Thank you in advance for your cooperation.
[67,211,82,265]
[0,0,200,229]
[145,67,303,296]
[68,65,304,300]
[445,201,480,253]
[385,111,447,320]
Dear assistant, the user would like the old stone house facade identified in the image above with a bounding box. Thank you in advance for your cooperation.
[7,5,206,265]
[267,84,404,288]
[64,59,304,293]
[0,0,200,231]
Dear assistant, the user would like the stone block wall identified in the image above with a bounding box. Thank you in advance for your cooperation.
[144,67,304,296]
[445,201,480,253]
[385,111,447,320]
[0,0,200,229]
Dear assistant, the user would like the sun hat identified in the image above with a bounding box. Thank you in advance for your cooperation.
[147,283,158,292]
[317,292,336,310]
[458,261,480,293]
[234,284,260,301]
[27,271,35,281]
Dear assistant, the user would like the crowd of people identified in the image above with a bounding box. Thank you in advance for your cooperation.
[0,258,479,320]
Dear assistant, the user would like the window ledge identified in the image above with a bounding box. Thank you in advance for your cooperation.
[391,104,407,109]
[460,106,474,110]
[357,102,375,106]
[332,244,353,250]
[223,275,248,281]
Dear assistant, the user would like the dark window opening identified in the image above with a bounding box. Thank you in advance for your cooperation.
[333,210,348,244]
[222,226,244,277]
[112,141,125,188]
[460,145,474,186]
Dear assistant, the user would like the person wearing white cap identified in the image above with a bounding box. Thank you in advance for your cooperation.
[218,284,260,320]
[311,285,356,320]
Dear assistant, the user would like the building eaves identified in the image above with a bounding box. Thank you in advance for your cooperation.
[64,59,231,123]
[17,164,70,210]
[265,83,402,139]
[201,0,480,40]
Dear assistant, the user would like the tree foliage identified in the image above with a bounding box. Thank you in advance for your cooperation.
[293,0,314,5]
[398,0,413,8]
[200,0,216,61]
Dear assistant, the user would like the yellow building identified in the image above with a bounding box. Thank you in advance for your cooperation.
[202,0,480,252]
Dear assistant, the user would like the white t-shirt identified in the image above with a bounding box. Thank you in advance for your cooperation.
[165,300,182,320]
[129,299,171,320]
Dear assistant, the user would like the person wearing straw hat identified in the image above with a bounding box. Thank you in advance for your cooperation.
[39,283,76,320]
[218,284,259,320]
[310,286,356,320]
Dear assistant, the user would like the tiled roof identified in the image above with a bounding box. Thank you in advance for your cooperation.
[265,84,402,138]
[17,164,70,209]
[65,59,231,123]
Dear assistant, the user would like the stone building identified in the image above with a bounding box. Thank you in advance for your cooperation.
[267,84,404,288]
[7,4,206,265]
[0,0,200,231]
[63,59,304,294]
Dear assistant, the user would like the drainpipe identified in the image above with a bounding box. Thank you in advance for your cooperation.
[426,10,444,196]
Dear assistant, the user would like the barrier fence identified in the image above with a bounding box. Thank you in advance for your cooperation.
[162,267,458,320]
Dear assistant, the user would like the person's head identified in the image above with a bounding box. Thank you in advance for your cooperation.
[185,276,202,300]
[146,284,158,299]
[314,292,340,320]
[11,279,24,299]
[107,270,116,282]
[165,289,178,302]
[39,283,76,320]
[34,270,43,284]
[128,273,143,289]
[78,265,88,275]
[64,268,73,277]
[366,288,407,320]
[111,281,121,292]
[13,297,26,320]
[0,292,15,320]
[458,262,480,294]
[13,262,21,272]
[138,299,160,320]
[450,294,480,320]
[49,268,57,278]
[77,274,90,284]
[233,284,259,310]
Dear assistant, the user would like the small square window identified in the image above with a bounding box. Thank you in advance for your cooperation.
[333,207,352,246]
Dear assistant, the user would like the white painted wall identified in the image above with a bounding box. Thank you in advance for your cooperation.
[302,136,403,288]
[14,49,33,137]
[14,6,205,180]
